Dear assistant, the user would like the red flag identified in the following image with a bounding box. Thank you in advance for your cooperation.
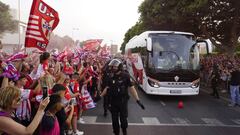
[83,39,103,51]
[56,50,67,61]
[25,0,59,51]
[102,45,111,56]
[5,51,28,62]
[98,45,110,56]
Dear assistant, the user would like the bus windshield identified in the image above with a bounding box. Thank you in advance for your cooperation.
[148,34,199,71]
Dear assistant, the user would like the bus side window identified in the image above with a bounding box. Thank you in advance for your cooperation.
[148,53,153,68]
[142,56,147,68]
[140,47,147,68]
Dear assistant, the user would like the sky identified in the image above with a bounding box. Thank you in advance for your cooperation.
[1,0,144,47]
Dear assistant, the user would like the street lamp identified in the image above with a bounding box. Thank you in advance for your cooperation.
[18,0,21,48]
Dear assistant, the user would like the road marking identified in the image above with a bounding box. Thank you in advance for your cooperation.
[142,117,161,125]
[232,119,240,125]
[79,116,240,127]
[160,101,166,106]
[201,118,224,126]
[80,122,240,127]
[172,118,191,125]
[79,116,97,124]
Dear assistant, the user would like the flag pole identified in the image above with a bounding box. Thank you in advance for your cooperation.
[18,0,21,49]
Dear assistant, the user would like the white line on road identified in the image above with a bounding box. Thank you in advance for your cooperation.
[232,119,240,125]
[78,116,240,128]
[160,101,166,106]
[201,118,224,126]
[80,116,97,124]
[80,122,240,128]
[142,117,161,125]
[172,118,191,125]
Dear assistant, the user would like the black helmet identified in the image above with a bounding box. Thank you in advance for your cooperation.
[108,59,123,71]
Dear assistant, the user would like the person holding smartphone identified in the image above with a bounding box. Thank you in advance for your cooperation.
[51,84,83,135]
[0,86,49,135]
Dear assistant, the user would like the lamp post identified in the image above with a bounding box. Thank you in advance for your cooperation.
[18,0,21,48]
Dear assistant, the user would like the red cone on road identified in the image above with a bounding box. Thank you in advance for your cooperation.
[178,101,184,109]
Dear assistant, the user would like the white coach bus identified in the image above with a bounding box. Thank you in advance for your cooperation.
[125,31,211,95]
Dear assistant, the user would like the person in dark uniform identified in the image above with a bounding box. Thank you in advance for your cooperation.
[210,64,220,98]
[101,60,112,117]
[101,59,145,135]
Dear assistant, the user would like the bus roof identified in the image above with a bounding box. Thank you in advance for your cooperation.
[141,31,194,36]
[128,31,194,43]
[125,31,196,51]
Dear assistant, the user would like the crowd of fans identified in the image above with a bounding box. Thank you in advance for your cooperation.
[0,38,240,135]
[0,42,112,135]
[200,54,240,106]
[200,54,240,91]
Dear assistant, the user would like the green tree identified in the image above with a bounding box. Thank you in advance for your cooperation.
[199,0,240,53]
[120,21,145,54]
[122,0,240,54]
[121,0,208,54]
[0,1,17,37]
[138,0,208,34]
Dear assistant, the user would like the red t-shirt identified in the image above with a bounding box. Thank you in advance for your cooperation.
[63,63,74,75]
[63,83,72,101]
[24,74,33,89]
[42,60,49,71]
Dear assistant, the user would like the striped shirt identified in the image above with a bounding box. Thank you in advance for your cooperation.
[15,88,32,121]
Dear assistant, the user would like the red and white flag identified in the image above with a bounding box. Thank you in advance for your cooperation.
[80,85,96,110]
[83,39,103,51]
[98,44,110,56]
[5,51,28,62]
[25,0,59,51]
[56,50,67,61]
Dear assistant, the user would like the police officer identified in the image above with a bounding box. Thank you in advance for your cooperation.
[101,59,145,135]
[101,60,112,117]
[210,63,220,98]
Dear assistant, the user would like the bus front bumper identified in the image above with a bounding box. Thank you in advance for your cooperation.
[145,86,199,96]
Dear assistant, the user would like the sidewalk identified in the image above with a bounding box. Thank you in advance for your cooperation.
[200,83,240,113]
[200,83,231,103]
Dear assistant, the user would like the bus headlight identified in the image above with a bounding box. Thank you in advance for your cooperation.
[148,78,160,88]
[191,78,200,88]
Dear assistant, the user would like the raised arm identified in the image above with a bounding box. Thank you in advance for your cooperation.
[0,97,49,135]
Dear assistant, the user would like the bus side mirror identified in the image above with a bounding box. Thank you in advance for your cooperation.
[146,38,152,52]
[196,39,213,54]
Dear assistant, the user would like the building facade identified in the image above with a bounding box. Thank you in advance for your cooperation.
[111,44,118,55]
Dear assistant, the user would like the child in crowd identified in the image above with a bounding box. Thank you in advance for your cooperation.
[39,94,62,135]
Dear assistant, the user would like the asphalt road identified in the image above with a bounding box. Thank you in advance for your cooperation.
[78,87,240,135]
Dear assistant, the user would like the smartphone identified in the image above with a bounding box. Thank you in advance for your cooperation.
[69,99,73,105]
[42,86,48,99]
